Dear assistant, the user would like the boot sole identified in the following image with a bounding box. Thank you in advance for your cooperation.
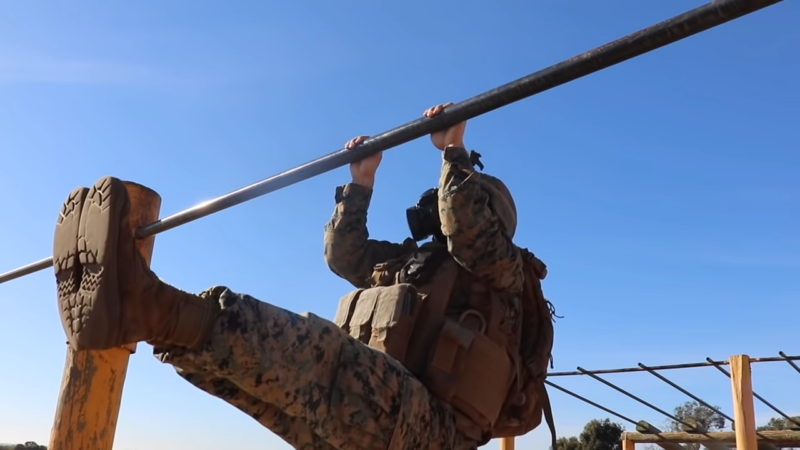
[55,176,130,350]
[54,186,89,348]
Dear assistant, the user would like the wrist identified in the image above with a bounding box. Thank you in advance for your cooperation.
[445,141,465,150]
[351,175,375,189]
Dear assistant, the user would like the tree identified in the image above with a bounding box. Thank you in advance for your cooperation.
[0,443,46,450]
[758,416,800,431]
[580,418,626,450]
[757,415,800,450]
[553,418,625,450]
[652,400,728,450]
[669,400,727,432]
[556,436,581,450]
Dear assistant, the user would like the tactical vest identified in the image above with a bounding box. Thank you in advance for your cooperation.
[333,240,557,446]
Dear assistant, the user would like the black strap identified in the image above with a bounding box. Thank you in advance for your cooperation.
[539,381,558,450]
[398,242,449,286]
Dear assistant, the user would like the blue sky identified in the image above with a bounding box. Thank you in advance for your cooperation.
[0,0,798,448]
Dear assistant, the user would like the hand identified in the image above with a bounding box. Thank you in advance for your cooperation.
[345,135,381,189]
[424,102,467,151]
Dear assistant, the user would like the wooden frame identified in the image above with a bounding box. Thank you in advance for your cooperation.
[620,355,800,450]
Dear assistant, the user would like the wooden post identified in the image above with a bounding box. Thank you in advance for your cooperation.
[730,354,758,450]
[48,181,161,450]
[500,437,515,450]
[623,437,635,450]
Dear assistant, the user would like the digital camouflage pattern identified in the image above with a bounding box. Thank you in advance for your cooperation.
[323,182,417,289]
[155,286,477,450]
[323,146,526,445]
[161,147,522,449]
[435,146,523,294]
[52,150,527,449]
[325,146,523,295]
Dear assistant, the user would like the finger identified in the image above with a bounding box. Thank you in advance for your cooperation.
[346,135,367,149]
[440,102,454,109]
[425,106,442,117]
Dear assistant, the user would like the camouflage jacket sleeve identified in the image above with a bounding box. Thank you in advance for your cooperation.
[324,183,414,288]
[438,146,524,293]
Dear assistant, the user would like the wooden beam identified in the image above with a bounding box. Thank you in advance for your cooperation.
[680,420,731,450]
[636,420,686,450]
[48,181,161,450]
[730,354,758,450]
[620,430,800,446]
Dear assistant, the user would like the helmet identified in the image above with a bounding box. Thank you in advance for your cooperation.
[479,173,517,238]
[406,173,517,241]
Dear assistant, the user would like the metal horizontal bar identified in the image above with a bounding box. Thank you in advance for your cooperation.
[638,362,736,424]
[578,367,693,427]
[547,355,800,377]
[0,0,783,285]
[545,380,638,425]
[779,350,800,375]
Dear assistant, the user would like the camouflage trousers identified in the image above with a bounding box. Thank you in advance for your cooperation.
[153,286,479,450]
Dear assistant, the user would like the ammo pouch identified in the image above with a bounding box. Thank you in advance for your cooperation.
[333,283,422,363]
[423,318,515,429]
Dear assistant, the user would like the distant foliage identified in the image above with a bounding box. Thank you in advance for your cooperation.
[669,400,727,432]
[553,418,625,450]
[758,416,800,431]
[650,400,728,450]
[0,442,47,450]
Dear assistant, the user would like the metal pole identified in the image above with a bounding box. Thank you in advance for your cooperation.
[547,355,800,377]
[0,0,782,285]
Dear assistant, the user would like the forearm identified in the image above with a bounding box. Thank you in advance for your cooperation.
[324,183,408,288]
[437,146,524,293]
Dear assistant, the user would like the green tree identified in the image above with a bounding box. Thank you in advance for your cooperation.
[654,400,728,450]
[758,416,800,431]
[0,443,46,450]
[757,415,800,450]
[556,436,581,450]
[580,418,625,450]
[669,400,727,432]
[553,418,625,450]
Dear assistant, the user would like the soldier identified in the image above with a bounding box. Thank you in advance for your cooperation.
[53,102,544,450]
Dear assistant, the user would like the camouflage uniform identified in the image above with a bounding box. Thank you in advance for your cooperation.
[154,147,521,450]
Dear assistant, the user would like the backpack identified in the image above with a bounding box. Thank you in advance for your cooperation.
[333,242,558,446]
[491,247,558,449]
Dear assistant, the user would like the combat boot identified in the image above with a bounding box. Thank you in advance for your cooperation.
[54,176,219,351]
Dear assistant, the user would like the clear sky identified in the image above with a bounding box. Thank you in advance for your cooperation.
[1,1,798,449]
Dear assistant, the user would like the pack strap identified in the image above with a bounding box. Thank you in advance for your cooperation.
[539,381,558,450]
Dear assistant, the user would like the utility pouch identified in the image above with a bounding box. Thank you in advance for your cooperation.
[423,318,515,428]
[333,284,422,363]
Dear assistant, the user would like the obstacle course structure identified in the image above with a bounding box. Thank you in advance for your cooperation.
[547,354,800,450]
[0,0,787,449]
